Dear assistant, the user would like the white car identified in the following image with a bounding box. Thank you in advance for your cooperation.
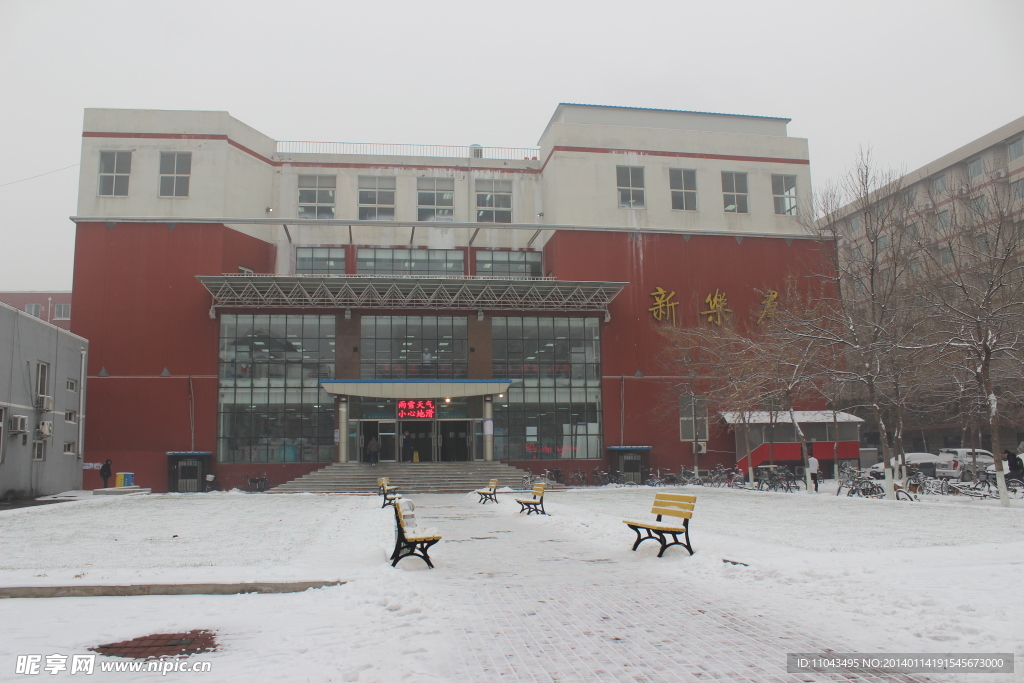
[868,452,944,478]
[935,448,994,479]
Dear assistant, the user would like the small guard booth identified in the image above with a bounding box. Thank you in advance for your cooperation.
[166,452,212,492]
[607,446,652,484]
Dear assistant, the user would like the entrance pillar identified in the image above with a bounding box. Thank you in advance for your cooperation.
[483,395,494,462]
[336,396,349,463]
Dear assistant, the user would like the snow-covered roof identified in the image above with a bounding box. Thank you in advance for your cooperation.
[720,411,864,425]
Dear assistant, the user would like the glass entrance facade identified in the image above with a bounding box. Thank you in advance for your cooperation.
[217,314,336,463]
[491,317,602,460]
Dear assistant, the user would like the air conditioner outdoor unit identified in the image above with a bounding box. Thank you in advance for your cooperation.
[37,421,54,438]
[994,170,1009,180]
[694,441,708,454]
[36,395,53,412]
[922,201,934,211]
[8,415,28,433]
[957,187,968,195]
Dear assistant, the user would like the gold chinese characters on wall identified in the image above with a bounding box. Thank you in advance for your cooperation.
[646,286,778,326]
[648,287,679,324]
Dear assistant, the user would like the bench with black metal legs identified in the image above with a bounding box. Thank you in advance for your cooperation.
[623,492,696,557]
[476,479,499,504]
[391,499,442,568]
[378,477,401,508]
[514,483,548,515]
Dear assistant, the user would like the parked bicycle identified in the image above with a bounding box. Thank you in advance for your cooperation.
[247,473,269,493]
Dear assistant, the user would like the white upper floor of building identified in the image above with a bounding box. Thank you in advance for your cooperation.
[76,104,812,246]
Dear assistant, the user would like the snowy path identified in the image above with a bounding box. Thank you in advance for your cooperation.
[1,487,1020,681]
[410,496,927,683]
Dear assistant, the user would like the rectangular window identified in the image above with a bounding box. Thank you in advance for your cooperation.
[418,178,455,221]
[491,317,602,460]
[66,378,77,392]
[296,247,345,275]
[906,223,919,240]
[357,176,395,220]
[158,152,191,197]
[361,315,469,380]
[939,247,953,265]
[772,174,798,215]
[25,303,41,318]
[669,169,697,211]
[476,180,512,222]
[63,442,76,455]
[933,175,947,195]
[35,362,48,398]
[616,166,645,208]
[65,410,77,423]
[1011,179,1024,202]
[357,248,463,276]
[475,250,542,277]
[848,215,860,234]
[217,313,336,464]
[54,304,70,320]
[968,158,984,179]
[679,395,709,441]
[937,210,951,230]
[98,151,131,196]
[1009,138,1024,163]
[298,175,336,219]
[971,195,988,215]
[722,172,748,213]
[33,441,45,461]
[903,187,916,207]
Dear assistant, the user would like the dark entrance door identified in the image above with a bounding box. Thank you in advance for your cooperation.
[360,421,396,462]
[166,452,210,492]
[439,421,470,461]
[400,421,434,462]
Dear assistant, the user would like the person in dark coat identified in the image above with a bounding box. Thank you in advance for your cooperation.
[99,459,112,488]
[402,430,414,462]
[367,437,380,466]
[1004,450,1023,479]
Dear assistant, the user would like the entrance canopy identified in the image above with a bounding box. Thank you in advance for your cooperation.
[320,379,512,399]
[720,411,864,425]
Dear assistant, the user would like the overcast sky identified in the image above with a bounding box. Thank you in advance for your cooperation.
[1,0,1021,291]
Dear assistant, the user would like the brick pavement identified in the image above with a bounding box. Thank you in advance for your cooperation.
[410,497,931,683]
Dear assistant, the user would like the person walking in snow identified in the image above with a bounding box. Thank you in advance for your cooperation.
[1004,450,1023,480]
[807,455,820,492]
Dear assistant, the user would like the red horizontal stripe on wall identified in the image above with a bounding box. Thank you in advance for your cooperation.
[540,145,810,173]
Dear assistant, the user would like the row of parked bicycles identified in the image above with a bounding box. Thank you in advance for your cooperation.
[836,463,1024,500]
[525,464,805,491]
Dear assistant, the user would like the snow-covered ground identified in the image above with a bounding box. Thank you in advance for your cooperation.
[0,485,1021,682]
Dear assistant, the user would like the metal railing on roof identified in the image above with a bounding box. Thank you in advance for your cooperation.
[219,273,557,281]
[275,141,540,161]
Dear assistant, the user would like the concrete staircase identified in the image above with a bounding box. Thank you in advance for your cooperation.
[268,461,561,494]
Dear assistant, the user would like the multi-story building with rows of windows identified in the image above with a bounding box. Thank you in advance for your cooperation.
[71,103,856,492]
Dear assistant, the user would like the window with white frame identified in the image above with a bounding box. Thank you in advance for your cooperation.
[65,409,77,423]
[54,303,70,320]
[35,362,48,398]
[25,303,41,318]
[616,166,645,208]
[669,169,697,211]
[971,195,988,215]
[848,215,860,235]
[772,174,798,215]
[296,247,345,275]
[906,223,919,240]
[66,378,77,392]
[418,178,455,221]
[1009,138,1024,163]
[298,175,336,219]
[357,248,463,275]
[33,441,45,461]
[159,152,191,197]
[63,442,76,455]
[98,151,131,196]
[476,179,512,223]
[678,395,709,441]
[968,158,984,179]
[939,246,953,265]
[722,172,748,213]
[358,176,395,220]
[933,174,947,195]
[937,210,951,230]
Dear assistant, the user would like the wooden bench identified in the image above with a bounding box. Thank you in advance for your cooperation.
[476,479,499,504]
[623,492,696,557]
[377,477,401,508]
[391,499,442,568]
[515,483,548,515]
